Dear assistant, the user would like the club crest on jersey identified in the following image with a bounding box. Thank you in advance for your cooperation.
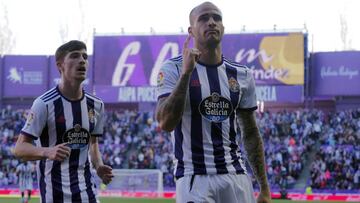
[228,77,240,93]
[88,108,95,123]
[157,71,164,87]
[62,124,90,149]
[198,92,233,123]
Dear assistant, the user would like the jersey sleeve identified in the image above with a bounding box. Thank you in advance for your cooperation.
[238,70,258,111]
[156,59,180,100]
[92,101,105,136]
[21,98,47,140]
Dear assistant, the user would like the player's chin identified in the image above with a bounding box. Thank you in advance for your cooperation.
[75,76,86,82]
[206,38,221,47]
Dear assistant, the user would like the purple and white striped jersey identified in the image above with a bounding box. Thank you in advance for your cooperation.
[21,86,105,203]
[156,55,257,179]
[16,162,34,191]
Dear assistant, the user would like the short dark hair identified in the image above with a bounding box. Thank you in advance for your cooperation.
[55,40,87,62]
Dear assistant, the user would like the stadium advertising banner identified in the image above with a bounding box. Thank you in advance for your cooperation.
[94,85,303,103]
[312,52,360,96]
[2,56,48,98]
[94,33,304,102]
[94,33,304,86]
[49,56,94,92]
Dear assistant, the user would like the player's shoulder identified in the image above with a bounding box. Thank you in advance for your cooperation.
[164,55,183,66]
[159,55,183,77]
[223,57,249,70]
[84,91,104,104]
[168,55,183,63]
[37,87,60,104]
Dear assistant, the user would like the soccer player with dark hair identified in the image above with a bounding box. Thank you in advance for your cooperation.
[14,40,114,203]
[156,2,271,203]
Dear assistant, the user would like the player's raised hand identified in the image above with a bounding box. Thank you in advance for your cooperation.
[182,35,201,75]
[97,165,114,185]
[45,143,71,161]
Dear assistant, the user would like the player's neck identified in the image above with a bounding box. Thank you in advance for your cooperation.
[58,81,83,101]
[198,46,222,65]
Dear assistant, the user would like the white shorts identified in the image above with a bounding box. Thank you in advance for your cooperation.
[175,174,256,203]
[19,179,33,192]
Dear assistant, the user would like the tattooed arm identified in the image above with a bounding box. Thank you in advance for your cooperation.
[156,72,191,132]
[156,35,200,132]
[237,110,271,203]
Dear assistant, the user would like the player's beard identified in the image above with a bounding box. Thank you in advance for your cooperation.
[206,37,221,49]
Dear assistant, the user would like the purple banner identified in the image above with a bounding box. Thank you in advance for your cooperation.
[256,85,303,102]
[0,57,3,102]
[2,56,48,98]
[94,86,156,103]
[94,85,303,103]
[94,33,304,87]
[49,56,93,92]
[311,52,360,96]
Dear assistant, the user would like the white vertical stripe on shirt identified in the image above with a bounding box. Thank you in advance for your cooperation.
[218,65,238,173]
[196,64,217,173]
[62,98,73,202]
[182,97,193,176]
[79,98,90,202]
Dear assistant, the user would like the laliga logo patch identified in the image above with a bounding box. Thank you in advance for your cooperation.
[26,111,35,127]
[198,92,233,123]
[157,72,164,87]
[228,77,240,93]
[62,124,90,149]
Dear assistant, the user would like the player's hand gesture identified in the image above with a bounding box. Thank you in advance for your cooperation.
[45,143,71,161]
[182,35,201,75]
[97,165,114,185]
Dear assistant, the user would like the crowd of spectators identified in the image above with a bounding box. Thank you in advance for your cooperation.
[250,109,320,190]
[0,105,359,192]
[99,110,175,187]
[0,106,26,186]
[310,109,360,190]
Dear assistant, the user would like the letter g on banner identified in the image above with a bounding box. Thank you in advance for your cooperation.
[112,41,141,86]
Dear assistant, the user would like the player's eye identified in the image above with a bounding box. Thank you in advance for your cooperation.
[70,53,80,59]
[198,15,210,22]
[212,14,222,22]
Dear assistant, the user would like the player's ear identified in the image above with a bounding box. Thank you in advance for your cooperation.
[56,61,63,74]
[188,27,194,37]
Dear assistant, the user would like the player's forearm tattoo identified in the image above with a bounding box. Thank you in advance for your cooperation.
[156,73,191,131]
[237,111,270,191]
